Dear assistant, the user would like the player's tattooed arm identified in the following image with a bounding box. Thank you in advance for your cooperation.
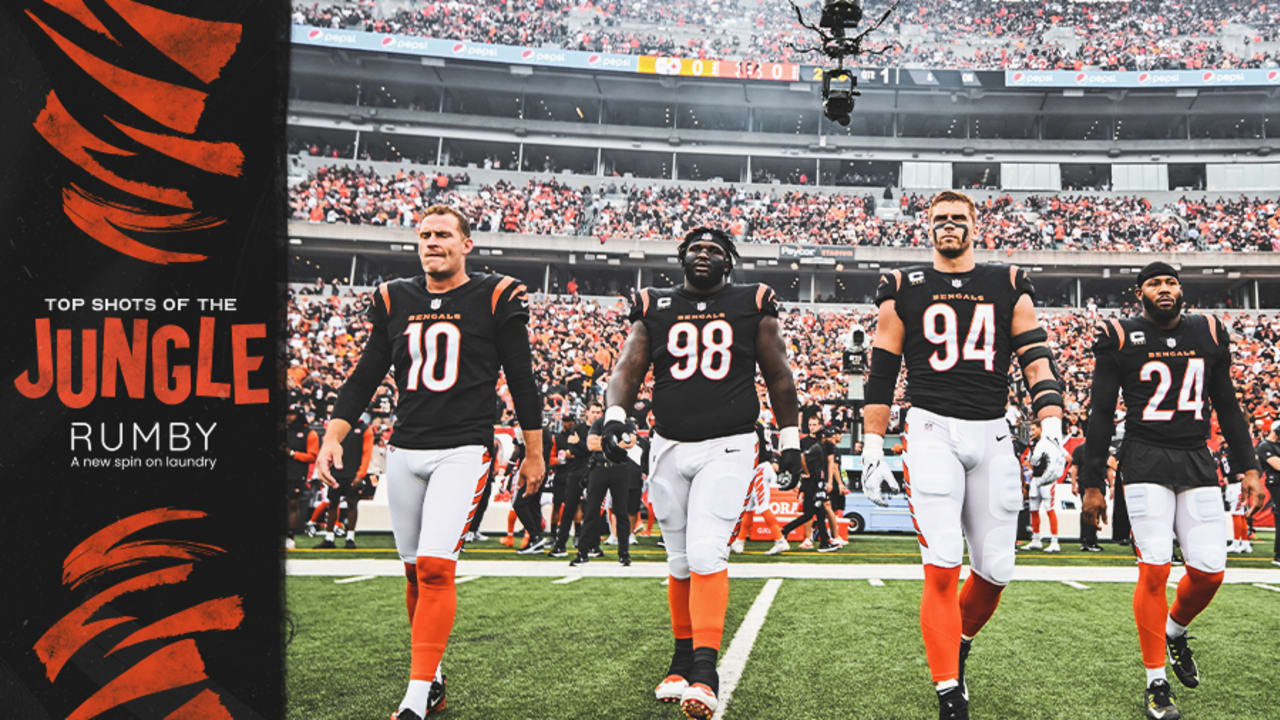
[756,315,799,430]
[1010,294,1062,421]
[605,320,651,411]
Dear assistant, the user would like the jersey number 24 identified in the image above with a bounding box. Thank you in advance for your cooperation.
[1139,359,1204,422]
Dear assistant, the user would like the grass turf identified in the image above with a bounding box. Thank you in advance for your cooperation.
[286,575,1279,720]
[285,576,765,720]
[288,529,1280,567]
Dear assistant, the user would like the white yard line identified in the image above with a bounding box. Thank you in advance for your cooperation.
[333,575,376,584]
[455,576,479,584]
[1062,581,1089,590]
[552,575,581,585]
[1251,583,1280,593]
[713,578,783,720]
[868,578,886,587]
[286,559,1280,585]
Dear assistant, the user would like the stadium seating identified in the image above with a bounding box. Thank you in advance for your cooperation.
[291,1,1280,70]
[289,165,1280,252]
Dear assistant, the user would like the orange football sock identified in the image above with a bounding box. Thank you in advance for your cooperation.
[959,572,1004,638]
[1170,566,1224,628]
[1233,515,1247,540]
[921,564,962,682]
[736,512,755,541]
[309,501,328,524]
[404,562,418,623]
[1030,512,1041,534]
[762,510,783,541]
[1047,510,1059,536]
[690,570,730,650]
[1134,562,1172,668]
[668,575,692,640]
[506,509,517,534]
[410,557,457,682]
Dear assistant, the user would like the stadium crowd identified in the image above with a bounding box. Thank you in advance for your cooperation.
[289,166,1280,252]
[288,287,1280,445]
[292,0,1280,70]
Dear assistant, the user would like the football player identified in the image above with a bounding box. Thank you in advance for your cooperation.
[318,416,374,548]
[316,205,545,720]
[730,421,790,556]
[284,409,318,549]
[1022,422,1064,553]
[860,190,1069,720]
[1080,262,1263,720]
[1216,439,1251,554]
[603,227,803,719]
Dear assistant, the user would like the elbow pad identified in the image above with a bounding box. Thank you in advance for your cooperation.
[1017,345,1062,382]
[865,347,902,405]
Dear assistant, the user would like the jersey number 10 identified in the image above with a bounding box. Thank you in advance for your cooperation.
[404,322,461,391]
[923,303,995,372]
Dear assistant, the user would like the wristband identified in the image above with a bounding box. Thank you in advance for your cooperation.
[862,433,885,459]
[779,426,800,451]
[604,405,627,424]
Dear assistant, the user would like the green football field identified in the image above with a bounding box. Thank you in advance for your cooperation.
[286,567,1280,720]
[288,529,1280,568]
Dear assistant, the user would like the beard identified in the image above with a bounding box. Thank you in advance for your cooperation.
[932,223,970,258]
[1142,293,1184,323]
[683,257,728,290]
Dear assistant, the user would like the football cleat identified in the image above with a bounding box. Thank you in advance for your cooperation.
[618,554,631,567]
[304,522,317,537]
[604,535,618,546]
[937,685,969,720]
[654,674,688,703]
[1021,536,1042,551]
[817,541,839,553]
[345,539,357,549]
[1081,543,1103,552]
[958,638,971,701]
[284,537,296,550]
[680,682,717,719]
[1166,634,1199,688]
[1240,541,1252,554]
[317,540,336,549]
[518,536,550,555]
[569,554,589,567]
[1045,538,1061,553]
[547,545,568,558]
[426,674,446,715]
[392,709,423,720]
[629,533,638,546]
[588,547,605,559]
[729,539,745,554]
[765,539,790,555]
[656,539,666,548]
[1144,679,1180,719]
[799,538,814,550]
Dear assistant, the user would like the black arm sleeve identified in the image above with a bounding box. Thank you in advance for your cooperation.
[497,316,543,432]
[1081,335,1121,491]
[1206,359,1260,474]
[333,296,392,425]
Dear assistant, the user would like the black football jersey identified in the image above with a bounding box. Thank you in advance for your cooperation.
[339,272,529,450]
[875,263,1034,421]
[629,283,779,442]
[1092,314,1225,451]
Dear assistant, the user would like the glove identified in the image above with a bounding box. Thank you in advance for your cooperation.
[1030,417,1067,487]
[601,419,632,464]
[776,448,803,491]
[775,426,803,491]
[861,433,895,507]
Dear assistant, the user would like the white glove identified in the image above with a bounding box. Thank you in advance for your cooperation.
[861,434,896,507]
[1030,417,1068,487]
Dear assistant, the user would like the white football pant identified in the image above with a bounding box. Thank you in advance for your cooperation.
[385,444,491,562]
[1126,483,1227,573]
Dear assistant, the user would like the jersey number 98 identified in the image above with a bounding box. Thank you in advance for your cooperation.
[668,320,733,381]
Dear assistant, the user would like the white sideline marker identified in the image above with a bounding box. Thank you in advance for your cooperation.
[868,578,885,587]
[1062,581,1089,590]
[1252,583,1280,593]
[456,576,479,584]
[713,578,783,720]
[334,575,376,585]
[553,575,581,585]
